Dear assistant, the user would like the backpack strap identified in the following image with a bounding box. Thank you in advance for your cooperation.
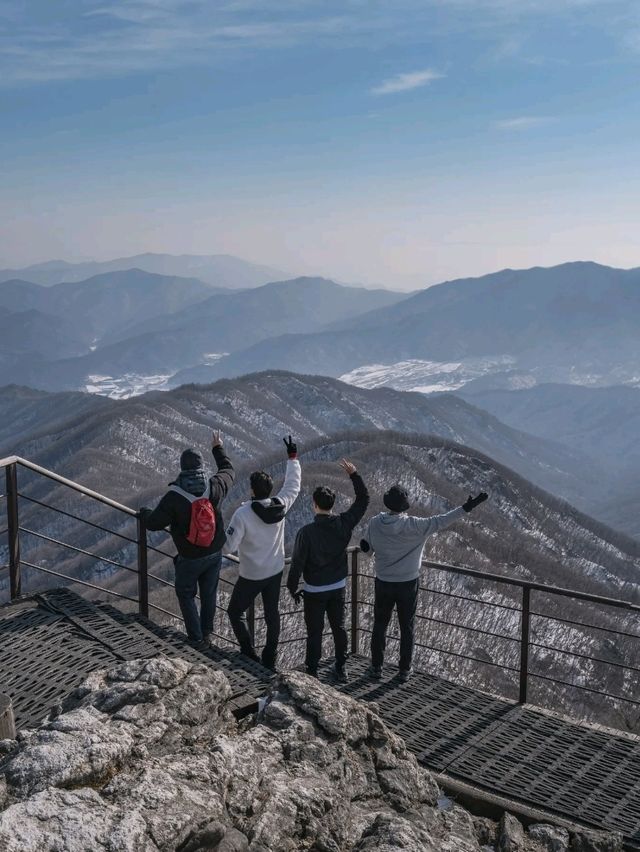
[169,484,210,503]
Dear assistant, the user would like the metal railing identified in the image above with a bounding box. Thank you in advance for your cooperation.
[2,455,640,716]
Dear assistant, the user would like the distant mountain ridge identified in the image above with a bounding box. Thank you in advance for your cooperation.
[184,261,640,391]
[0,253,290,289]
[0,275,408,392]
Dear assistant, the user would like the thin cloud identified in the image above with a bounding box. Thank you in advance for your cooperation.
[494,115,552,129]
[371,69,444,95]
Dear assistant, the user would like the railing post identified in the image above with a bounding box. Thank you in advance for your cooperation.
[247,601,255,647]
[350,549,359,655]
[6,463,21,600]
[136,514,149,618]
[519,586,531,704]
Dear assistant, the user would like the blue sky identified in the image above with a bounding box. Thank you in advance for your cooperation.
[1,0,639,287]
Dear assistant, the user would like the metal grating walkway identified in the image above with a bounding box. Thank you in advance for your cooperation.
[1,591,640,848]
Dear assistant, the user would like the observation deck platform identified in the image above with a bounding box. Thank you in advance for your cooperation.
[1,589,639,849]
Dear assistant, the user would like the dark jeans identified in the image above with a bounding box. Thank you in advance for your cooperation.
[304,587,348,673]
[371,577,418,672]
[174,551,222,642]
[227,572,282,668]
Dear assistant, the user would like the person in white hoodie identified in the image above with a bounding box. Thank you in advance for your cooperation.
[360,484,488,682]
[225,436,302,669]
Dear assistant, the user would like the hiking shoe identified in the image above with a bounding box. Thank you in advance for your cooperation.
[202,633,214,647]
[398,668,412,683]
[333,663,348,683]
[367,665,383,681]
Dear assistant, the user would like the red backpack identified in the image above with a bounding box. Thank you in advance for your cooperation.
[170,485,216,547]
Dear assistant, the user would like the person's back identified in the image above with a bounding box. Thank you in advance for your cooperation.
[365,507,464,583]
[140,431,234,645]
[288,458,369,680]
[225,436,301,669]
[360,484,488,682]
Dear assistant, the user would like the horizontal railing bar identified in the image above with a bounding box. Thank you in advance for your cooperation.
[18,493,139,544]
[3,456,137,516]
[354,598,519,641]
[422,560,640,612]
[20,560,138,602]
[146,544,175,559]
[19,527,138,574]
[529,671,640,706]
[358,627,519,672]
[530,610,640,641]
[0,528,7,537]
[418,585,521,612]
[529,641,640,674]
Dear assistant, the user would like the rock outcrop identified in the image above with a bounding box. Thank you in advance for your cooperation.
[0,658,625,852]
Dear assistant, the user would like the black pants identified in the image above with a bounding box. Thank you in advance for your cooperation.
[303,587,348,673]
[227,572,282,668]
[371,577,418,672]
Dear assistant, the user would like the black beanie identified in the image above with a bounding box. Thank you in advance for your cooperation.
[180,448,203,471]
[383,485,411,513]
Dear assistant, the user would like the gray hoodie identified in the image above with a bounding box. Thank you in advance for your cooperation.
[362,507,465,583]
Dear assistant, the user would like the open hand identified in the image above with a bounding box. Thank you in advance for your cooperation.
[212,430,223,449]
[339,458,357,477]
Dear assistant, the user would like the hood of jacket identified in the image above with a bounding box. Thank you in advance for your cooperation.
[172,469,208,497]
[373,512,409,534]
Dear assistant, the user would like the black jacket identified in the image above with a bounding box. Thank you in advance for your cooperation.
[141,446,235,559]
[288,472,369,593]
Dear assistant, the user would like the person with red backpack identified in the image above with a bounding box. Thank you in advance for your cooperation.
[139,430,234,645]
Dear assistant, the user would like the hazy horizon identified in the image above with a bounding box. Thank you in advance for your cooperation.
[2,0,640,286]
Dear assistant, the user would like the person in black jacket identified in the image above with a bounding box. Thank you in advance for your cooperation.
[139,430,234,645]
[287,458,369,681]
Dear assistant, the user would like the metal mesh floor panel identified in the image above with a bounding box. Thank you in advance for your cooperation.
[316,656,640,847]
[3,595,640,847]
[0,589,272,728]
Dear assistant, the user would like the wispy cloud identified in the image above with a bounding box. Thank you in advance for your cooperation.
[371,69,444,95]
[494,115,552,130]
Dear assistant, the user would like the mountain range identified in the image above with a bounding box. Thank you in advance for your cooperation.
[0,253,288,289]
[2,374,638,728]
[0,273,407,393]
[179,261,640,391]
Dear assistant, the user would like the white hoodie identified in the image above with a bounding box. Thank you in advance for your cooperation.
[225,459,301,580]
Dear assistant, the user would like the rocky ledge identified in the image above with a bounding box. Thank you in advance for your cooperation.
[0,657,624,852]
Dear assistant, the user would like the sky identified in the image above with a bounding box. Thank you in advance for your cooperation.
[1,0,640,289]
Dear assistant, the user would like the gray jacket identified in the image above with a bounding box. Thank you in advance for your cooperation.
[362,507,465,583]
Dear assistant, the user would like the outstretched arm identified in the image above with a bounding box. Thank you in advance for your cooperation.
[338,459,370,532]
[416,492,488,537]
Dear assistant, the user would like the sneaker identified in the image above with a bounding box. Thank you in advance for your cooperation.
[333,663,348,683]
[202,633,214,647]
[398,668,412,683]
[367,665,383,681]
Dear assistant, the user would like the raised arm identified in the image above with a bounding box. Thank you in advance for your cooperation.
[209,430,235,505]
[338,459,369,532]
[275,436,302,512]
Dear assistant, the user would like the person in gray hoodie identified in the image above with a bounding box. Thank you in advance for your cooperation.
[360,485,487,682]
